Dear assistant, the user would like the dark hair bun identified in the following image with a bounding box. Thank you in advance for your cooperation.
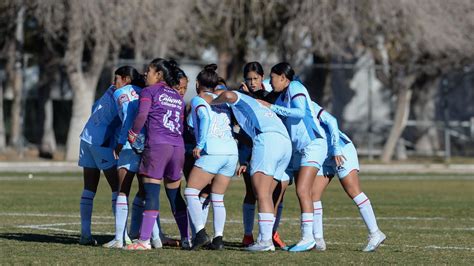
[168,59,179,69]
[204,64,218,72]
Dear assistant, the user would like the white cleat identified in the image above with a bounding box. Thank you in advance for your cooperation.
[151,237,163,249]
[246,240,275,252]
[363,230,386,252]
[314,238,326,251]
[288,238,316,252]
[102,238,123,249]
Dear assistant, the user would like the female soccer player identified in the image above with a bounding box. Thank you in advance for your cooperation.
[78,85,121,246]
[101,66,145,248]
[125,58,189,250]
[238,62,287,249]
[184,64,238,250]
[211,89,292,252]
[311,101,386,252]
[258,62,327,252]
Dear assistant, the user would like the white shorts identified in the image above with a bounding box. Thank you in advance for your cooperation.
[195,154,238,177]
[117,148,141,173]
[317,142,360,179]
[78,140,117,170]
[250,132,292,182]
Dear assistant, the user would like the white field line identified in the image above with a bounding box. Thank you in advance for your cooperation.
[10,221,474,251]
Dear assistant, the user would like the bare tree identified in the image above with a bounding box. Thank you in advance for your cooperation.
[280,0,474,162]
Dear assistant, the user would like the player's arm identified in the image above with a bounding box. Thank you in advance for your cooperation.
[317,104,345,165]
[194,104,210,153]
[268,94,306,118]
[211,91,238,105]
[128,92,151,143]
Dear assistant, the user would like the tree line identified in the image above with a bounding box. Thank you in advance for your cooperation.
[0,0,473,162]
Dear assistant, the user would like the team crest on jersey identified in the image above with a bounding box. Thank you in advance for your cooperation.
[118,94,130,106]
[130,89,139,99]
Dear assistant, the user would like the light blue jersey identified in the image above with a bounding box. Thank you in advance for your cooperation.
[312,101,359,178]
[271,81,326,151]
[230,91,291,180]
[80,86,121,147]
[312,101,351,156]
[113,84,142,150]
[231,91,289,139]
[191,93,238,155]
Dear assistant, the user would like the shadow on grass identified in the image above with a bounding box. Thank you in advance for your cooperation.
[0,233,112,245]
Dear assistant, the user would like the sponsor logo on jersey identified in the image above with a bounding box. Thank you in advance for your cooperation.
[159,93,183,108]
[118,94,130,106]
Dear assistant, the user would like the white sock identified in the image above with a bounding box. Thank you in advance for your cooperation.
[353,192,379,234]
[211,193,226,237]
[301,213,314,241]
[114,195,128,241]
[152,219,160,241]
[200,196,210,226]
[184,188,204,232]
[273,202,284,232]
[111,191,118,216]
[129,195,144,239]
[313,201,323,239]
[80,190,96,238]
[258,213,274,242]
[243,203,255,235]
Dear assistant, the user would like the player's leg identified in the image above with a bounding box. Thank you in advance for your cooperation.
[185,166,214,250]
[339,143,385,252]
[242,170,256,246]
[163,146,189,248]
[79,167,100,246]
[272,180,288,249]
[129,175,145,240]
[311,172,332,251]
[208,173,231,250]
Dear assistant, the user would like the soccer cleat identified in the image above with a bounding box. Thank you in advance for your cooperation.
[124,240,151,250]
[102,238,123,249]
[363,230,386,252]
[314,238,326,251]
[288,239,316,252]
[151,237,163,249]
[242,234,254,247]
[246,240,275,252]
[209,236,224,250]
[191,229,211,251]
[161,234,180,247]
[181,237,192,250]
[124,234,132,245]
[272,231,287,249]
[79,236,97,246]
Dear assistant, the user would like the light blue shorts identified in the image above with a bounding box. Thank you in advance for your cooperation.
[117,148,141,172]
[250,132,292,182]
[317,142,359,179]
[288,138,328,172]
[78,140,117,170]
[195,154,238,177]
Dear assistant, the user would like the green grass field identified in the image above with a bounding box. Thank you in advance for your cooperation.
[0,173,473,264]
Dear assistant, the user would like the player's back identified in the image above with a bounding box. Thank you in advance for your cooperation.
[231,91,289,139]
[274,81,325,150]
[81,86,120,147]
[142,81,184,147]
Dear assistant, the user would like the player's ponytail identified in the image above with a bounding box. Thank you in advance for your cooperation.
[270,62,295,81]
[197,64,219,90]
[114,66,145,88]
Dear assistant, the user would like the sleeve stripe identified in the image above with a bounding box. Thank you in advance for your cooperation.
[317,109,324,120]
[291,93,306,100]
[195,105,206,114]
